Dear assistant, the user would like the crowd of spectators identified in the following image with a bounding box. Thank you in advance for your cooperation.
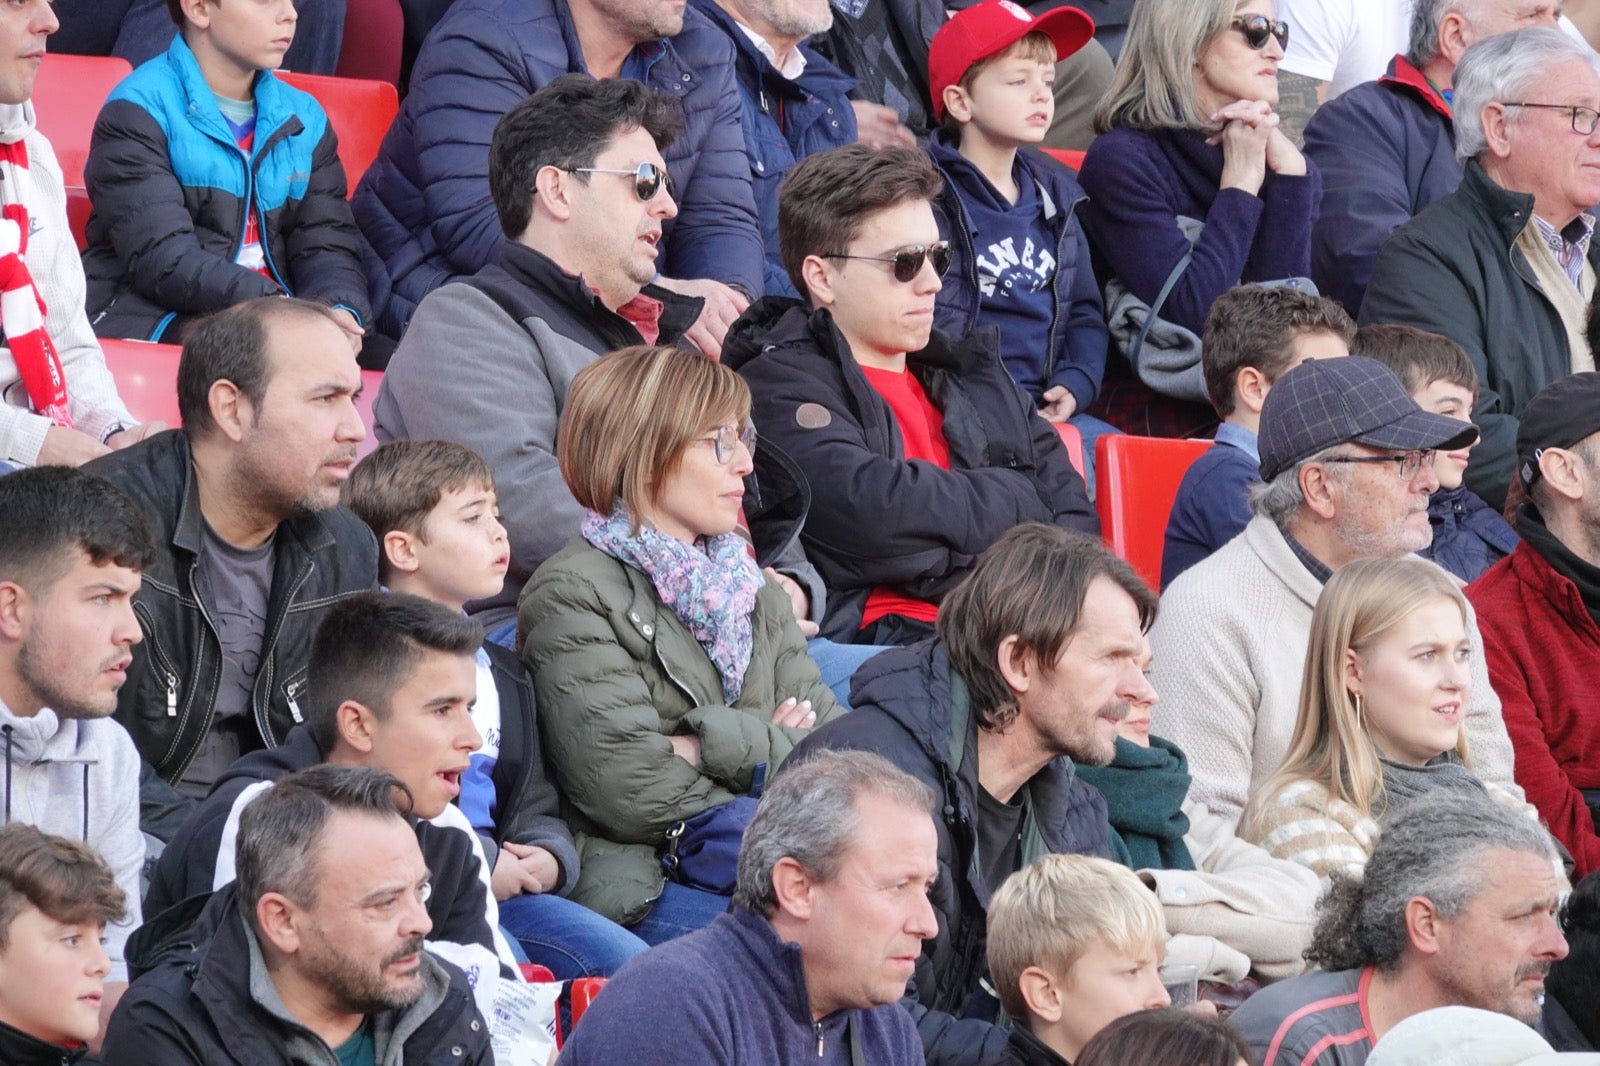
[5,0,1600,1062]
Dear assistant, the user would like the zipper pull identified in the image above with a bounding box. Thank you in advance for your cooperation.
[286,679,305,724]
[166,674,178,717]
[816,1021,824,1057]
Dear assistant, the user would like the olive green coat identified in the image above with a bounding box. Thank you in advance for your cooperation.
[517,540,843,924]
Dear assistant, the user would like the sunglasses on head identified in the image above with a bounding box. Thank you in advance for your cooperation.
[822,241,953,283]
[1230,13,1289,50]
[564,161,675,202]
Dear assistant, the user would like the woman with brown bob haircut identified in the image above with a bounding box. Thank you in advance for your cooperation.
[517,345,843,942]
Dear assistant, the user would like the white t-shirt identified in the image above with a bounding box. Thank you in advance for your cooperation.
[1278,0,1412,100]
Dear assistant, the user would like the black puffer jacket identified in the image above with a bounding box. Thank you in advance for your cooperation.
[83,431,377,836]
[785,640,1114,1066]
[724,299,1097,640]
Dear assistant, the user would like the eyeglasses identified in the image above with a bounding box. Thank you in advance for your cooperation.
[1320,449,1436,481]
[702,424,757,465]
[822,241,953,283]
[564,161,675,202]
[1501,101,1600,136]
[1229,14,1289,50]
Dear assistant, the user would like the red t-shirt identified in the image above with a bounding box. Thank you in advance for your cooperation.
[859,364,950,629]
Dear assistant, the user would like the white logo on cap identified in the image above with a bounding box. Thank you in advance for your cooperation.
[1000,0,1031,20]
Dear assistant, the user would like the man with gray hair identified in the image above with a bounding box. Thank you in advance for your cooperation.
[557,750,932,1064]
[102,765,494,1065]
[1362,26,1600,511]
[1151,356,1513,828]
[1303,0,1560,316]
[1231,788,1567,1066]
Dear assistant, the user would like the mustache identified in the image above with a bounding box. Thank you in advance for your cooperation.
[383,937,426,967]
[1097,700,1131,722]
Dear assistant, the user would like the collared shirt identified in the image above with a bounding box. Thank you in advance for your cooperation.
[734,21,807,79]
[1213,420,1261,465]
[1533,212,1596,289]
[1280,525,1334,584]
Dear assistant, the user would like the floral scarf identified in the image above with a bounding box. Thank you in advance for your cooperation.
[582,505,763,703]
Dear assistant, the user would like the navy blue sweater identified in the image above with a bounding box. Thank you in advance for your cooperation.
[1077,126,1320,335]
[557,905,924,1064]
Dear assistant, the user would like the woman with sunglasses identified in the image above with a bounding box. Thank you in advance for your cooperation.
[517,344,843,944]
[1076,0,1320,437]
[1241,556,1549,886]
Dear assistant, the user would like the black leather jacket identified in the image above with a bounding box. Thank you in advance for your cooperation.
[85,431,377,836]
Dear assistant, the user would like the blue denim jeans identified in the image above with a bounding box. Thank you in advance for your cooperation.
[627,881,731,946]
[497,892,648,980]
[1068,412,1121,499]
[805,638,888,709]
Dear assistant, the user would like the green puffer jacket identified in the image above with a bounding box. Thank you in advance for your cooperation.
[517,540,843,925]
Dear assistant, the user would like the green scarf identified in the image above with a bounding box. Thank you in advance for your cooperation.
[1076,736,1197,871]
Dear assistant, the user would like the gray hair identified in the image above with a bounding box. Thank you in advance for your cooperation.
[1306,789,1557,971]
[1407,0,1477,67]
[235,765,416,931]
[1248,445,1346,523]
[733,750,937,917]
[1455,27,1600,162]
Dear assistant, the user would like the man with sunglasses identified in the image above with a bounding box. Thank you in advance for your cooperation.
[1361,27,1600,513]
[1305,0,1561,318]
[1149,356,1520,832]
[725,144,1096,647]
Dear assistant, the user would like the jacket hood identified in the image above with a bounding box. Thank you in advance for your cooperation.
[723,296,811,370]
[212,724,323,793]
[0,102,35,146]
[723,296,1003,376]
[847,640,969,772]
[0,702,62,766]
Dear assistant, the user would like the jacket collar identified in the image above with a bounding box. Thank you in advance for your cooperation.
[1456,159,1572,250]
[1381,54,1452,122]
[721,905,855,1037]
[166,431,338,559]
[496,241,703,344]
[689,0,855,97]
[162,35,301,146]
[927,131,1065,225]
[0,1020,85,1066]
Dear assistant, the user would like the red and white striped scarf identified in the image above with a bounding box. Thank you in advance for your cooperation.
[0,137,71,428]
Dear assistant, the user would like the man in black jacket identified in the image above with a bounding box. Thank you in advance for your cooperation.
[104,765,495,1066]
[139,593,516,1020]
[726,144,1096,646]
[1361,27,1600,511]
[86,298,377,839]
[787,523,1152,1066]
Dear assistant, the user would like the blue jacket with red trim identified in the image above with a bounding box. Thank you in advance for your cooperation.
[1302,54,1459,316]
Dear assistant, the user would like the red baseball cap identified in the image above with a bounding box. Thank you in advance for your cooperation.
[928,1,1095,121]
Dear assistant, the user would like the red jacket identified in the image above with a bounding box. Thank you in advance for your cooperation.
[1468,542,1600,878]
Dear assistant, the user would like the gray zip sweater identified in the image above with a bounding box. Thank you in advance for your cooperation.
[0,697,144,981]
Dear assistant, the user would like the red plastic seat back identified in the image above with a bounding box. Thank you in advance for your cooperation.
[1053,421,1086,480]
[33,54,133,188]
[335,0,404,86]
[277,71,399,191]
[100,338,183,428]
[1094,434,1213,592]
[1040,147,1086,171]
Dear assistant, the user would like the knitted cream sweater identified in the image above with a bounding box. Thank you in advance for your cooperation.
[1148,516,1519,826]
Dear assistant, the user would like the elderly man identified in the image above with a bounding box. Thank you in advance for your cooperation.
[103,766,494,1066]
[557,750,931,1064]
[790,523,1145,1065]
[1361,27,1600,511]
[353,0,760,355]
[1150,356,1514,827]
[1304,0,1561,316]
[86,298,377,836]
[1468,373,1600,880]
[1231,789,1566,1066]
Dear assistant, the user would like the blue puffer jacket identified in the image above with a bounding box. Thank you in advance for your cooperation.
[690,0,857,298]
[83,36,368,342]
[352,0,763,338]
[929,132,1108,409]
[1303,54,1458,316]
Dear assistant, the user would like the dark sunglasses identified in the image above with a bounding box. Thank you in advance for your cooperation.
[1230,13,1289,50]
[822,241,953,283]
[565,161,675,202]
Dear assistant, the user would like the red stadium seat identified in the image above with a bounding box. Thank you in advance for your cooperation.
[1040,147,1086,171]
[33,54,133,189]
[66,185,91,252]
[1054,420,1086,479]
[335,0,404,86]
[277,71,399,192]
[1094,434,1213,592]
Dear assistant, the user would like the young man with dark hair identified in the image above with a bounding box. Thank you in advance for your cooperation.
[726,144,1096,646]
[141,591,513,1022]
[86,297,378,836]
[1354,323,1516,582]
[1163,284,1354,586]
[344,439,646,977]
[105,765,494,1066]
[0,824,127,1064]
[787,523,1148,1065]
[0,466,156,1049]
[82,0,372,359]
